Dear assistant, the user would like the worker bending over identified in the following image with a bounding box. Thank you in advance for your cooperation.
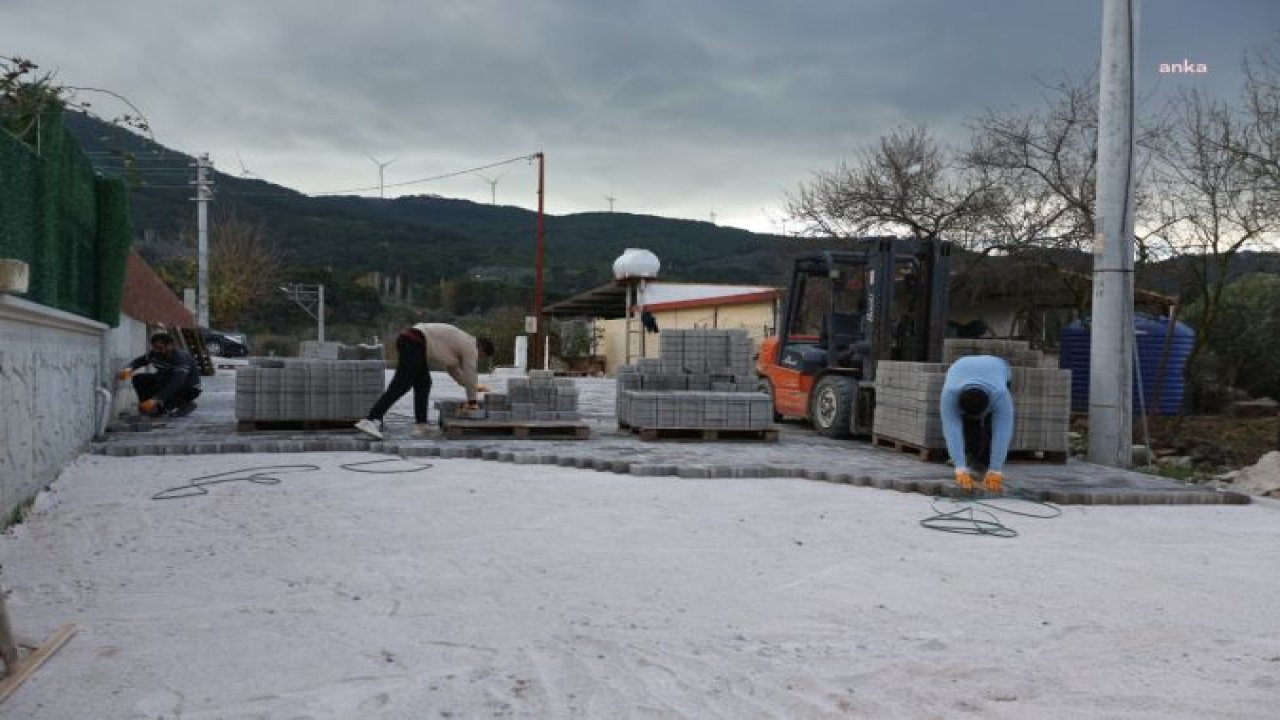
[940,354,1015,493]
[356,322,494,440]
[118,330,202,417]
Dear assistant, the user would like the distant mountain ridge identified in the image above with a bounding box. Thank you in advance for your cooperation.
[63,112,794,301]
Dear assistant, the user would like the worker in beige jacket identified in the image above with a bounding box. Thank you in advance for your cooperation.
[355,323,495,440]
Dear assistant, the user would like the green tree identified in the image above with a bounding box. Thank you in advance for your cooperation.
[1184,273,1280,401]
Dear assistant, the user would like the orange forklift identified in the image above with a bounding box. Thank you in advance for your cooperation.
[757,237,952,437]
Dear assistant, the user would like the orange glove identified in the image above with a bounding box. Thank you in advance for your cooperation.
[983,470,1004,494]
[117,368,133,381]
[475,384,490,393]
[138,399,159,415]
[954,468,974,491]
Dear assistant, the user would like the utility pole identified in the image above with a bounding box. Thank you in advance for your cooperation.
[1089,0,1139,467]
[193,153,213,328]
[280,283,326,342]
[530,152,546,370]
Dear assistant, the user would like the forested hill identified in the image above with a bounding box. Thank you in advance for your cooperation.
[64,112,796,299]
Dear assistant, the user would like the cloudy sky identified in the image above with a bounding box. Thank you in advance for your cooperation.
[4,1,1277,233]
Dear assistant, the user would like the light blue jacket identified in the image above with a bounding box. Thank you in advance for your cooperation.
[940,355,1014,472]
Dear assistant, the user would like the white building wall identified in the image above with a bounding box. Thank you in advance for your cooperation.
[0,295,110,522]
[103,314,149,416]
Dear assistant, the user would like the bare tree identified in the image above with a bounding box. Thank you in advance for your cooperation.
[786,126,996,245]
[1235,41,1280,216]
[964,74,1102,254]
[1144,80,1279,381]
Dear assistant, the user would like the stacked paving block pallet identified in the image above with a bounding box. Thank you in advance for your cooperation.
[235,357,386,427]
[436,370,589,439]
[872,338,1071,462]
[616,329,776,441]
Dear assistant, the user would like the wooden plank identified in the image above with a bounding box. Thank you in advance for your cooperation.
[871,434,945,462]
[871,434,1068,464]
[631,427,778,442]
[440,420,590,440]
[0,624,77,704]
[236,419,362,432]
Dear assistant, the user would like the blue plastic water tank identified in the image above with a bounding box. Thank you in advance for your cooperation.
[1059,314,1195,414]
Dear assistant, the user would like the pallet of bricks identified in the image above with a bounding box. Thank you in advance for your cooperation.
[615,328,776,441]
[436,370,588,439]
[872,338,1071,462]
[235,357,386,429]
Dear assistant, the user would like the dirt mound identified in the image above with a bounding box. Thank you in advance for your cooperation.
[1225,450,1280,497]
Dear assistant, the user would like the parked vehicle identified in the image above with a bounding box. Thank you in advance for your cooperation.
[201,329,249,357]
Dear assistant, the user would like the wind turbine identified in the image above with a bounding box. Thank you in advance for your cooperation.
[604,194,616,212]
[477,172,504,204]
[234,152,256,178]
[366,152,397,198]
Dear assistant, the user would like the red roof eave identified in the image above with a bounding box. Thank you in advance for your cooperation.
[645,289,780,314]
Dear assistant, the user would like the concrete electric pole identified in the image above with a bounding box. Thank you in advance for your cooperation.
[193,153,213,328]
[1089,0,1139,467]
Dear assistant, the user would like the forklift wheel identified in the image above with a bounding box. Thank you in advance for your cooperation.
[810,375,856,438]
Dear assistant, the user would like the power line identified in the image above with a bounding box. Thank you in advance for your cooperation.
[312,153,538,196]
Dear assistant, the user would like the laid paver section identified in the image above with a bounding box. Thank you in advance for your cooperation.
[92,367,1247,505]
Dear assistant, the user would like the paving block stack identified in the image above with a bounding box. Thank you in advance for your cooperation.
[943,338,1044,367]
[299,341,386,360]
[436,370,581,423]
[615,329,773,431]
[235,358,386,423]
[874,338,1071,455]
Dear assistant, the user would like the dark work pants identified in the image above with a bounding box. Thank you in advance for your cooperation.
[367,334,431,423]
[132,373,201,409]
[963,415,994,473]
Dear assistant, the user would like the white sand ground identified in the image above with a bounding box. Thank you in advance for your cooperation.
[3,452,1279,719]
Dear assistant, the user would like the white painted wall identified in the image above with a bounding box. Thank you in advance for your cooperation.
[103,314,149,417]
[0,295,110,522]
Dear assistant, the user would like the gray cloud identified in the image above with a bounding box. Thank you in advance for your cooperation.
[4,0,1276,231]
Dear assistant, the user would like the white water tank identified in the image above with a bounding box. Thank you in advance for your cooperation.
[612,248,660,280]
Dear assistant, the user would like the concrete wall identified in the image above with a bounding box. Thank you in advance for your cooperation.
[0,294,109,521]
[103,314,148,417]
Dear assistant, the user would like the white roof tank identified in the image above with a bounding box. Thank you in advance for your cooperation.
[612,248,660,280]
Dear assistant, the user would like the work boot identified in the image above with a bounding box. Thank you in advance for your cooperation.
[410,423,431,438]
[169,402,197,418]
[354,418,384,440]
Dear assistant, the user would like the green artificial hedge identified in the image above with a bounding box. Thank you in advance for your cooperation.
[0,110,132,325]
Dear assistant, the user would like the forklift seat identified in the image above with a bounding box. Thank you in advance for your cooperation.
[823,312,865,347]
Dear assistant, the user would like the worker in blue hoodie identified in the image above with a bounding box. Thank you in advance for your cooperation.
[940,354,1015,493]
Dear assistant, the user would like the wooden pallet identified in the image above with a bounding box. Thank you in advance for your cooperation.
[871,434,948,461]
[236,419,362,432]
[178,327,216,377]
[871,434,1069,464]
[631,427,779,442]
[442,419,590,440]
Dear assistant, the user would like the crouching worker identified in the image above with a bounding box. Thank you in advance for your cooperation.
[117,330,202,417]
[355,323,495,440]
[940,354,1015,493]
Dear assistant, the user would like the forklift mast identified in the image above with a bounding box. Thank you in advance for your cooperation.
[775,237,951,379]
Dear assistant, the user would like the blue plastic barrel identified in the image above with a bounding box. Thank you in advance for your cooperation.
[1059,314,1195,414]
